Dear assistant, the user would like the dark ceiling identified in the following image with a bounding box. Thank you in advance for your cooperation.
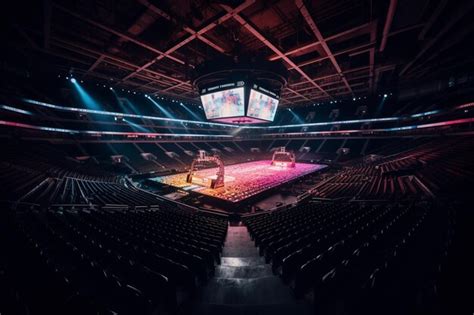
[2,0,474,106]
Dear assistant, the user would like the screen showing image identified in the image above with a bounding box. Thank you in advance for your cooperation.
[200,87,245,119]
[247,89,279,121]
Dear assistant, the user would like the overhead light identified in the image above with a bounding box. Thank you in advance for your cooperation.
[70,78,76,83]
[383,94,388,98]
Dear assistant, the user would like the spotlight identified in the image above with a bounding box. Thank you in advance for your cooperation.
[383,94,388,98]
[353,98,356,101]
[109,87,113,90]
[70,78,77,83]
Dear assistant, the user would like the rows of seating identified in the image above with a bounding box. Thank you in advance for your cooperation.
[312,137,474,200]
[124,143,270,174]
[244,200,456,314]
[1,206,227,314]
[54,178,162,206]
[0,160,164,207]
[0,162,49,202]
[2,141,120,180]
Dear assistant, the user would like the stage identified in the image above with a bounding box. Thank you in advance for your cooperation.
[150,160,326,203]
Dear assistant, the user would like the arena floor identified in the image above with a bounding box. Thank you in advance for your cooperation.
[151,160,326,203]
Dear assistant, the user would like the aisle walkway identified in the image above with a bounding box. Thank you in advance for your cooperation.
[191,225,312,315]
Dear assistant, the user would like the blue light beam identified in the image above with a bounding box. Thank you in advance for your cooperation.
[146,96,174,119]
[71,80,102,110]
[180,102,203,121]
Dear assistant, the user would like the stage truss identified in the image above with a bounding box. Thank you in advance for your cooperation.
[271,147,295,168]
[186,150,225,189]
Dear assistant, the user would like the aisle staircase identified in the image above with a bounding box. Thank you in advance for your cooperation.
[191,225,312,315]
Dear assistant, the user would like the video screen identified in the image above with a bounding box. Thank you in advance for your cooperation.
[247,89,279,122]
[200,87,245,119]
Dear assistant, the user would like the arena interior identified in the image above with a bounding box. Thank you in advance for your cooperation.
[1,1,474,314]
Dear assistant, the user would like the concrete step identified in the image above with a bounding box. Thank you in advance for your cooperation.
[200,276,299,305]
[225,237,253,244]
[222,245,260,257]
[221,257,266,267]
[215,264,273,279]
[191,303,313,315]
[192,225,313,315]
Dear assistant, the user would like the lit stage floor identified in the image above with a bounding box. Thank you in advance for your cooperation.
[150,160,326,203]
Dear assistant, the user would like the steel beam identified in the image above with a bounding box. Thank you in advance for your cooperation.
[418,0,448,40]
[53,4,186,65]
[268,22,373,61]
[295,0,353,96]
[51,37,193,88]
[400,1,474,76]
[43,0,51,49]
[289,42,374,70]
[379,0,397,52]
[123,0,255,82]
[85,55,105,76]
[221,4,332,99]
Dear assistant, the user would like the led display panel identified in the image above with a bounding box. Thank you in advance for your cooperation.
[200,87,245,119]
[247,89,279,122]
